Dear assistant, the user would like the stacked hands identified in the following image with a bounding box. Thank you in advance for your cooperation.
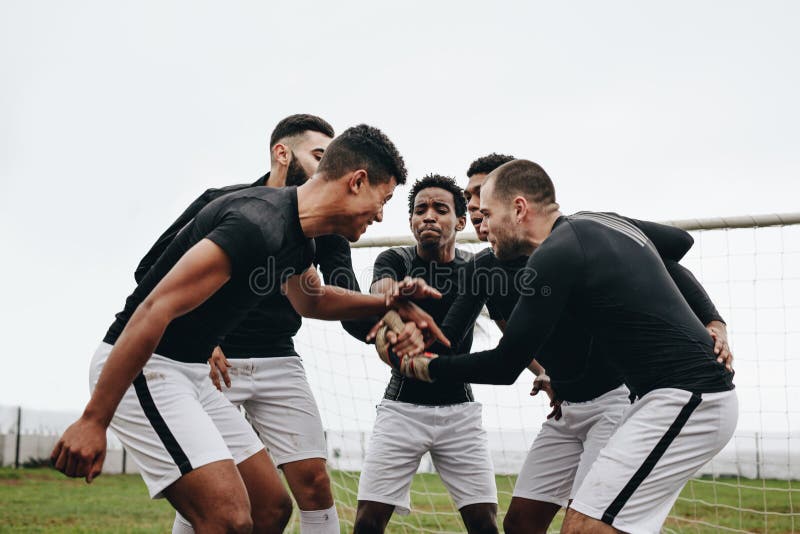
[364,277,447,384]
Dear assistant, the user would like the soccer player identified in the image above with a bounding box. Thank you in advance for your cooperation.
[444,156,732,533]
[51,125,447,534]
[135,114,380,534]
[354,175,498,534]
[391,160,738,534]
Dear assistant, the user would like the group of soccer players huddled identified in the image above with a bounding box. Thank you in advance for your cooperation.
[52,114,737,534]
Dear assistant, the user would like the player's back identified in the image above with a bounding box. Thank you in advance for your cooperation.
[564,212,733,396]
[105,186,313,364]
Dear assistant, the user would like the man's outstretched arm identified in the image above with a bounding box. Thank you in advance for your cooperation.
[424,224,584,385]
[284,268,450,349]
[51,239,234,481]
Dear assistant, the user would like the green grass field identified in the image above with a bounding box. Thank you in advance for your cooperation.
[1,468,797,533]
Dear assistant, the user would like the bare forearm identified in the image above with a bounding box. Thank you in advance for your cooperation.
[528,359,545,376]
[305,287,388,320]
[83,302,169,427]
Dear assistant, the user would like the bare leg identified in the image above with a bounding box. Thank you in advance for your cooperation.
[459,502,498,534]
[353,501,394,534]
[561,508,622,534]
[163,459,253,534]
[504,497,561,534]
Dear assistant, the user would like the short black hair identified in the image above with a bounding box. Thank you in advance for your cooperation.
[269,114,335,148]
[317,124,407,185]
[488,159,556,205]
[407,174,467,217]
[466,153,516,178]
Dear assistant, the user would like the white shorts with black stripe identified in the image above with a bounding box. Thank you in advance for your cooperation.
[221,356,326,467]
[571,387,738,533]
[89,343,264,499]
[513,384,630,506]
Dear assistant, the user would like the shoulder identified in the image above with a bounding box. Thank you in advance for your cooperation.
[454,247,474,265]
[375,246,410,265]
[567,211,649,246]
[473,247,497,267]
[314,234,352,255]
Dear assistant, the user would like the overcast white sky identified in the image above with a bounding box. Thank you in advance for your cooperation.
[1,1,798,412]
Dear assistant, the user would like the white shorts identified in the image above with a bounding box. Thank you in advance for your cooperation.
[571,388,738,534]
[357,400,497,515]
[221,356,326,466]
[89,343,264,499]
[513,384,630,507]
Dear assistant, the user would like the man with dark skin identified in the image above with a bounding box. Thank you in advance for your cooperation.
[391,160,737,534]
[51,125,448,534]
[354,175,498,534]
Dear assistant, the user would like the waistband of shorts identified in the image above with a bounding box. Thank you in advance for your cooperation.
[562,383,630,406]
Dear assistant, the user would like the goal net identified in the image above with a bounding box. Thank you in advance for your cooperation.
[294,213,800,533]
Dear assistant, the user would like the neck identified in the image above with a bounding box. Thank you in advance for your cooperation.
[416,240,456,264]
[295,177,345,238]
[527,207,562,249]
[265,164,287,187]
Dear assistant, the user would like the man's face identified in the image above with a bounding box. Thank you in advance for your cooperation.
[480,180,528,261]
[343,176,397,242]
[409,187,463,250]
[464,173,489,241]
[285,131,333,186]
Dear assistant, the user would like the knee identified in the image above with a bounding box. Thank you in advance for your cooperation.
[207,507,253,534]
[353,512,386,534]
[502,509,523,534]
[252,494,293,532]
[293,466,333,508]
[503,507,547,534]
[462,510,498,534]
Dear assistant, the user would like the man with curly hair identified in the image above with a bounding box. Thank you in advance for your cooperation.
[354,175,498,534]
[52,124,447,534]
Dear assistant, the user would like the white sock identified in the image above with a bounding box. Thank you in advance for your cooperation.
[299,504,339,534]
[172,511,195,534]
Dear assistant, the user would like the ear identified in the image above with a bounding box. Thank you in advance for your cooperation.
[347,169,368,194]
[272,143,291,167]
[513,196,528,223]
[455,215,467,232]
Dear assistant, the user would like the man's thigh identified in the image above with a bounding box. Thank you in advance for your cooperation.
[357,400,432,515]
[571,388,738,534]
[234,356,328,467]
[512,416,583,508]
[90,344,250,499]
[429,402,497,511]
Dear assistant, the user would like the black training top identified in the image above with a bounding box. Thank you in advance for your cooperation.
[104,187,315,363]
[440,219,726,401]
[134,174,370,358]
[372,246,475,405]
[429,212,735,397]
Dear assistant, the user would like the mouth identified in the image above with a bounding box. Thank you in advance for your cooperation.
[471,218,483,227]
[419,226,441,235]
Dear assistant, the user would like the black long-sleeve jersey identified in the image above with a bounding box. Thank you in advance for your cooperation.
[439,218,725,401]
[429,212,734,397]
[134,173,372,358]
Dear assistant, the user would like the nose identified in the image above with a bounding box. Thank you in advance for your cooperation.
[374,206,384,223]
[479,217,489,237]
[467,196,480,214]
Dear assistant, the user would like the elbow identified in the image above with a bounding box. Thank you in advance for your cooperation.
[677,232,694,259]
